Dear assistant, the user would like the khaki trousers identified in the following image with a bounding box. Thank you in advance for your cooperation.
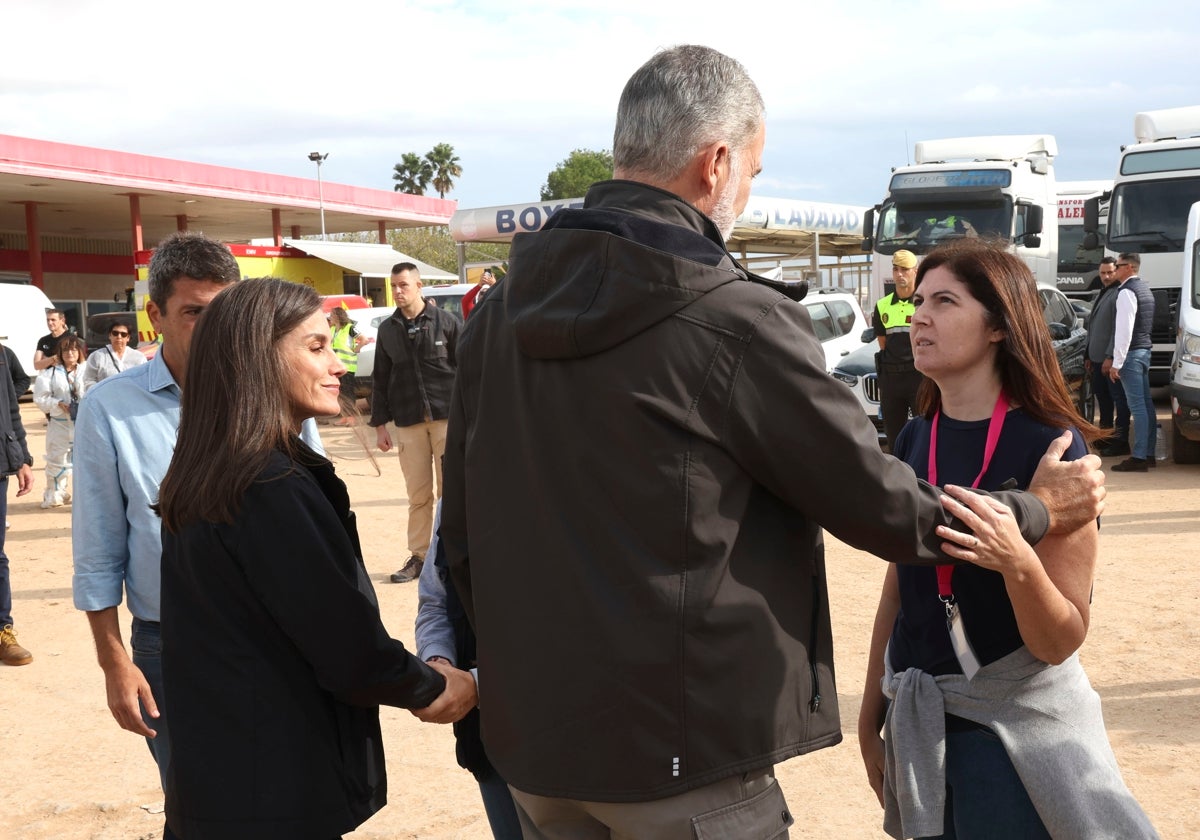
[510,769,792,840]
[391,418,448,559]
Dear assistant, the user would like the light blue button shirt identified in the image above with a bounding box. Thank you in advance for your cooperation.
[71,352,324,621]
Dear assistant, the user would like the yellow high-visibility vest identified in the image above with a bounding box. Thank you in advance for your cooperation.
[331,324,357,374]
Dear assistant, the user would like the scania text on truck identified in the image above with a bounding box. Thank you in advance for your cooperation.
[862,134,1058,302]
[1168,201,1200,463]
[1084,106,1200,387]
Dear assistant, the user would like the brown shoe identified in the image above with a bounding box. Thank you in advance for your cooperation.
[389,555,424,583]
[0,625,32,666]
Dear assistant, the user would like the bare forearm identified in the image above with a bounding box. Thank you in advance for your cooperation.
[859,571,899,740]
[1004,529,1094,664]
[86,608,130,671]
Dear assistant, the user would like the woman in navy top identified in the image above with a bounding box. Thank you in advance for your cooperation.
[856,242,1152,839]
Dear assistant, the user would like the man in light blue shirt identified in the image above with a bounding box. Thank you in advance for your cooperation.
[72,233,323,837]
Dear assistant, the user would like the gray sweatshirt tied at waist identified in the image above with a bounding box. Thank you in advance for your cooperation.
[881,646,1157,840]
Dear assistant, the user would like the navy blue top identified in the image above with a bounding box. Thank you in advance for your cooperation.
[887,408,1086,676]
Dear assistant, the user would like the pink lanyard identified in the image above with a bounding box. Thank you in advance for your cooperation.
[928,391,1009,597]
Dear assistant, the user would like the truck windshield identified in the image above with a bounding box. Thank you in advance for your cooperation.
[1059,222,1105,273]
[874,198,1012,254]
[1108,176,1200,252]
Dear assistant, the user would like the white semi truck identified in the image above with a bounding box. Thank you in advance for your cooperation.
[1084,106,1200,387]
[862,134,1058,302]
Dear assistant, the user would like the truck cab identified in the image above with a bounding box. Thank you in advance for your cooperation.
[862,135,1058,302]
[1084,106,1200,387]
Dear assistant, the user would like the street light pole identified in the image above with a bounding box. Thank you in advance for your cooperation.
[308,152,329,239]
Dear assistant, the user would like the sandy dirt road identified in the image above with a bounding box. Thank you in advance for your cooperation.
[2,399,1195,838]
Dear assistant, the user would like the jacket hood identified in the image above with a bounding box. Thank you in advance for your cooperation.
[504,181,745,359]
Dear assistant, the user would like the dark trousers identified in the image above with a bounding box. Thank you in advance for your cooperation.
[1111,375,1130,440]
[1088,361,1115,428]
[918,726,1050,839]
[338,371,357,413]
[879,366,924,450]
[0,476,11,628]
[131,618,181,840]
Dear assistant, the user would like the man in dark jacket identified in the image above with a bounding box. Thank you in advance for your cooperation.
[3,344,31,398]
[1086,257,1130,453]
[370,262,461,583]
[1,341,35,666]
[440,45,1107,839]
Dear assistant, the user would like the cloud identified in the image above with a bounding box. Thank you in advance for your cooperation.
[4,0,1200,208]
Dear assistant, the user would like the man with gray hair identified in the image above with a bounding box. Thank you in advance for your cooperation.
[440,45,1105,838]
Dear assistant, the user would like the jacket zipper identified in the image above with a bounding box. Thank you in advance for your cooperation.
[808,584,822,713]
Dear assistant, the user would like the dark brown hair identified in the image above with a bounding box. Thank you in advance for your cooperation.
[57,334,87,363]
[328,306,351,328]
[157,278,322,532]
[914,239,1102,444]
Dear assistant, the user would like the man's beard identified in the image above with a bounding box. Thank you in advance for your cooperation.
[708,152,742,241]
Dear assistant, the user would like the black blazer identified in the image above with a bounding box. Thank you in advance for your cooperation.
[161,444,445,840]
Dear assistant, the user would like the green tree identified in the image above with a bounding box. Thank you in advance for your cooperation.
[387,226,457,273]
[540,149,614,200]
[392,152,432,194]
[425,142,463,199]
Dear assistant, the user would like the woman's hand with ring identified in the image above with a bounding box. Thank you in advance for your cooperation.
[937,484,1040,578]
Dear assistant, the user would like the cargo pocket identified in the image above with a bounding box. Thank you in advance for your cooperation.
[692,778,794,839]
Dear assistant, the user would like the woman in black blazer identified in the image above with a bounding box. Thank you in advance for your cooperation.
[157,278,475,840]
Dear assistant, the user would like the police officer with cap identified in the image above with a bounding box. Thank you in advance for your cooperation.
[873,249,924,449]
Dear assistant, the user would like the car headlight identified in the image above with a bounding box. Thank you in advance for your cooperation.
[832,370,858,386]
[1180,330,1200,365]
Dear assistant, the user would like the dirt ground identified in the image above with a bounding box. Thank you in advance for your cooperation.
[2,398,1196,839]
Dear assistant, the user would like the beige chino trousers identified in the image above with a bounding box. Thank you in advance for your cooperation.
[391,418,448,559]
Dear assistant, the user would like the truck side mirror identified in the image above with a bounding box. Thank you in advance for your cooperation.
[1082,232,1099,250]
[1025,204,1044,236]
[861,207,876,251]
[1083,196,1100,232]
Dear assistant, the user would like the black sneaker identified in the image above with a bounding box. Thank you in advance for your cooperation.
[1111,457,1149,473]
[389,555,424,583]
[1098,441,1131,457]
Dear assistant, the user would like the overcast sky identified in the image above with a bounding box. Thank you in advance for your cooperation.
[4,0,1200,212]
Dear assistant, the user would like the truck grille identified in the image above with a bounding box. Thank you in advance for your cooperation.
[1152,287,1181,346]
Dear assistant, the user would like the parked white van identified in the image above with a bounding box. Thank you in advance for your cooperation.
[0,282,55,389]
[1168,201,1200,463]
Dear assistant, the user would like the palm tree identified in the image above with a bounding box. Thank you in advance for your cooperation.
[425,143,462,199]
[392,152,432,194]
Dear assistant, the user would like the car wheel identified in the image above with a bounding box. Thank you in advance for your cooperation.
[1171,417,1200,464]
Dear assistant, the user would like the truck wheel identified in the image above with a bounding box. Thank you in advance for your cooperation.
[1172,417,1200,464]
